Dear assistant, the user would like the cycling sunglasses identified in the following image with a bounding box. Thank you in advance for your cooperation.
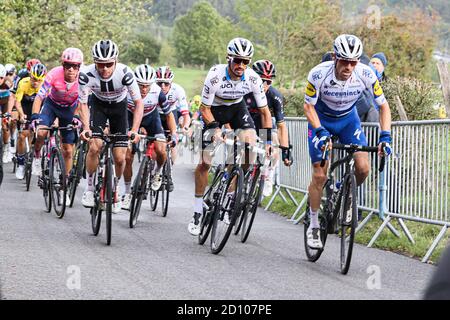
[96,62,115,69]
[263,79,272,85]
[63,63,80,70]
[157,82,171,87]
[337,59,358,66]
[232,57,251,66]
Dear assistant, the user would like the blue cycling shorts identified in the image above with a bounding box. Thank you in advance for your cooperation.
[308,108,367,164]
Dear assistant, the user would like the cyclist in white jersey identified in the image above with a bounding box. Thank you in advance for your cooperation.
[304,34,392,249]
[188,37,273,236]
[155,66,189,167]
[122,64,177,210]
[79,39,144,213]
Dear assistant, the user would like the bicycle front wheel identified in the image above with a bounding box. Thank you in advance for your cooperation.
[160,158,171,217]
[199,166,224,245]
[339,173,357,275]
[25,151,33,191]
[91,172,102,235]
[129,157,149,228]
[210,166,244,255]
[105,158,113,246]
[42,155,52,213]
[68,143,85,207]
[50,151,67,219]
[241,172,264,243]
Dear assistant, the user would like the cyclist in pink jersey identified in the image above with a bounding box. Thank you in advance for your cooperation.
[31,48,84,178]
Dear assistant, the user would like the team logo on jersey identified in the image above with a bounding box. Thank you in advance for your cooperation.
[354,129,362,140]
[249,76,257,85]
[305,81,316,97]
[210,76,219,86]
[373,80,383,97]
[312,71,322,81]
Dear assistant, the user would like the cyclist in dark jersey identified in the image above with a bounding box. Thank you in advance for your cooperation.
[244,59,292,196]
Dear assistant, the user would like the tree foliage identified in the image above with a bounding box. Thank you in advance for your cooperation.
[172,1,237,67]
[121,32,162,66]
[237,0,341,88]
[150,0,237,26]
[352,10,438,80]
[0,1,150,67]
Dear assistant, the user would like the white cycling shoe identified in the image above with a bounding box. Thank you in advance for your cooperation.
[306,227,323,249]
[82,190,95,208]
[188,212,202,236]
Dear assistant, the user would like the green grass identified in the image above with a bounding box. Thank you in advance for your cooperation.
[261,189,450,264]
[172,67,207,100]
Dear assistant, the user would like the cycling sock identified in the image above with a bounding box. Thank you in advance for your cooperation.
[87,174,95,191]
[310,209,320,229]
[155,163,163,173]
[124,181,131,194]
[194,196,203,214]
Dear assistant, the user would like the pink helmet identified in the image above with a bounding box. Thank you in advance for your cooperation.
[61,48,83,64]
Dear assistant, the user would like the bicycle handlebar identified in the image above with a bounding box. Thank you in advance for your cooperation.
[320,139,387,172]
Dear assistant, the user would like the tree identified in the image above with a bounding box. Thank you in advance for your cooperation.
[121,32,162,66]
[352,10,438,80]
[237,0,341,87]
[172,1,238,67]
[0,1,150,66]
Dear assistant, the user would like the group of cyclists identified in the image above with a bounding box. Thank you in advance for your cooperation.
[1,34,391,260]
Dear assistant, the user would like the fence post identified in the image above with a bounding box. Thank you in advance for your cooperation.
[436,60,450,117]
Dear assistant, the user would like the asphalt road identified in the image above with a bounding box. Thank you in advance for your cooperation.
[0,152,436,300]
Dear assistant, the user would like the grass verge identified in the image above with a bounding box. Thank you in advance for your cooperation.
[260,188,450,264]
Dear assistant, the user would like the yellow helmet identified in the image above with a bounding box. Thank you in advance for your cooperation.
[30,63,47,81]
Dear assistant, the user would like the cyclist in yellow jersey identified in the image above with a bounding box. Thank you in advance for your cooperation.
[14,73,44,179]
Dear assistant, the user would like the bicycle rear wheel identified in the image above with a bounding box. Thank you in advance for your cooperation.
[210,166,244,255]
[339,173,357,275]
[129,158,149,228]
[50,151,67,219]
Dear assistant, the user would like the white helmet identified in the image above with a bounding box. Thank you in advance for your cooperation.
[91,39,119,63]
[227,38,254,59]
[333,34,363,61]
[5,64,16,74]
[134,64,156,85]
[0,64,6,78]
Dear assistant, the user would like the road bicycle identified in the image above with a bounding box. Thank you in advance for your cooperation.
[129,135,166,228]
[303,137,385,274]
[198,133,250,254]
[38,125,74,218]
[149,131,174,218]
[89,131,133,246]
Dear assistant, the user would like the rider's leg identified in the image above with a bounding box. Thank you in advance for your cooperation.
[123,146,134,193]
[354,152,370,186]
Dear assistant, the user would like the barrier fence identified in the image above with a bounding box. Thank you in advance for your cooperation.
[265,117,450,263]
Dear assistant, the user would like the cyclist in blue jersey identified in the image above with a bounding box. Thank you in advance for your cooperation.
[304,34,392,249]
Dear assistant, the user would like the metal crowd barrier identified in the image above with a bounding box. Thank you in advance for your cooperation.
[265,117,450,263]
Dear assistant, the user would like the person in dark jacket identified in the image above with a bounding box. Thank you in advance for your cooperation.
[424,245,450,299]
